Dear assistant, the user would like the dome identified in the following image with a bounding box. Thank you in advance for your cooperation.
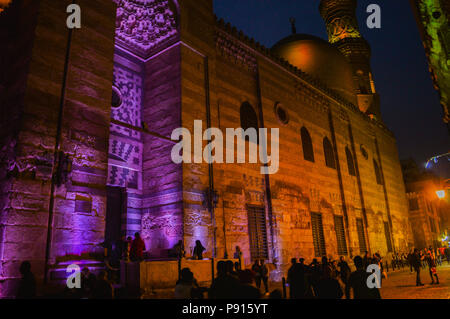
[272,34,357,104]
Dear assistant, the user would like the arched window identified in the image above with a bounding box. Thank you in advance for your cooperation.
[323,137,336,169]
[345,147,356,176]
[240,102,259,142]
[300,127,314,162]
[373,159,382,185]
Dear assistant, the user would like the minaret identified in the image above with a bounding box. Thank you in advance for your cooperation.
[319,0,381,120]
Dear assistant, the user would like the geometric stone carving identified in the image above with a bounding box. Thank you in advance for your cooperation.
[111,65,142,139]
[114,0,178,59]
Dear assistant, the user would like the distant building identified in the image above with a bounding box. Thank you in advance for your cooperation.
[410,0,450,133]
[402,159,449,250]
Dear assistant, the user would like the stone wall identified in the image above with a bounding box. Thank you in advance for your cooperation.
[141,44,183,256]
[0,0,116,297]
[176,0,412,279]
[108,50,145,237]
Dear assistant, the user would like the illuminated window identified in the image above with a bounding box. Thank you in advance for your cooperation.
[323,137,336,169]
[345,147,356,176]
[300,127,314,162]
[240,102,259,142]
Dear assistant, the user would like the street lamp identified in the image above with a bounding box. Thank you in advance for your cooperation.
[436,190,446,199]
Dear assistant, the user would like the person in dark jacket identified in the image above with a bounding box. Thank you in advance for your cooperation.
[91,270,113,299]
[129,232,146,262]
[411,248,424,286]
[338,256,351,291]
[346,256,381,299]
[16,261,36,299]
[236,269,260,299]
[193,240,206,260]
[315,267,343,299]
[209,261,240,299]
[260,260,269,295]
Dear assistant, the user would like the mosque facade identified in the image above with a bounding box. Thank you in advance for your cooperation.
[0,0,412,296]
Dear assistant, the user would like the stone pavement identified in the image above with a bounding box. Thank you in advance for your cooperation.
[379,264,450,299]
[142,264,450,299]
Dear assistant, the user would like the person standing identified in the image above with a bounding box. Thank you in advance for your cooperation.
[16,261,36,299]
[233,246,243,268]
[236,270,261,299]
[260,260,269,295]
[209,261,240,299]
[173,240,185,260]
[315,267,343,299]
[175,268,199,299]
[193,240,206,260]
[251,260,262,290]
[411,248,424,286]
[337,256,351,291]
[287,258,298,299]
[362,251,370,269]
[436,248,442,266]
[129,232,146,262]
[407,250,414,273]
[91,270,113,299]
[425,248,440,285]
[346,256,381,299]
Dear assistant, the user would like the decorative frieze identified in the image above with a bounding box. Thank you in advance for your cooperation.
[294,81,330,113]
[215,30,258,73]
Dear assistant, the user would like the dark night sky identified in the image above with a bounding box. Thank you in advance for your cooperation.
[214,0,449,166]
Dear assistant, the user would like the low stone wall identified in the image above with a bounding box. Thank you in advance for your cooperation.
[121,259,240,293]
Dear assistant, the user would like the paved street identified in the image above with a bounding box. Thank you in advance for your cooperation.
[143,264,450,299]
[379,264,450,299]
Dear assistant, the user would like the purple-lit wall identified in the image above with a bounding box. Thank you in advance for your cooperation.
[0,0,116,297]
[108,51,144,237]
[108,0,182,255]
[140,44,183,256]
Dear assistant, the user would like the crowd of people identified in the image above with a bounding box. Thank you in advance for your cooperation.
[173,253,382,299]
[388,246,450,272]
[14,238,450,299]
[175,260,275,299]
[286,254,382,299]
